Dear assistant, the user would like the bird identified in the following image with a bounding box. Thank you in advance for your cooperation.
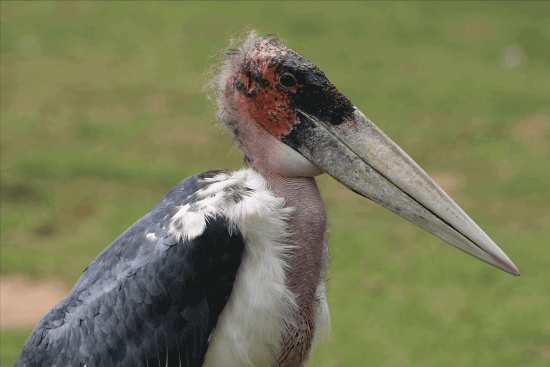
[15,30,520,367]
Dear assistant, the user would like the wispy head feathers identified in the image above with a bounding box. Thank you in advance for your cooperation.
[203,30,285,161]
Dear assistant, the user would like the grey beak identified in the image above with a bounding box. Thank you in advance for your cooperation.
[282,108,519,276]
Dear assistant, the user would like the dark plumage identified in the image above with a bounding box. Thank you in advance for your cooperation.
[16,170,245,367]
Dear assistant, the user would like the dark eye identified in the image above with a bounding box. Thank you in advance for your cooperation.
[279,73,297,88]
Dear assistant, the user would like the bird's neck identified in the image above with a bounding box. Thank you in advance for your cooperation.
[238,114,327,364]
[252,167,327,278]
[252,165,327,366]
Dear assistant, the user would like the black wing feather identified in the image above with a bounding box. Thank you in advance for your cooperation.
[16,170,245,367]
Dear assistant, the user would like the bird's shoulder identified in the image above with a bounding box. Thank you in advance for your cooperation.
[16,168,262,366]
[77,168,240,287]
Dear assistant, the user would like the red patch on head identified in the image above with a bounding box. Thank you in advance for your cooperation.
[227,40,296,138]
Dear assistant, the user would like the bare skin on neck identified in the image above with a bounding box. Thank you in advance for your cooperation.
[241,119,327,367]
[266,173,326,367]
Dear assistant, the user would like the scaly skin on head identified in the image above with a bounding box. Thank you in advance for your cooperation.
[227,40,296,138]
[226,39,354,141]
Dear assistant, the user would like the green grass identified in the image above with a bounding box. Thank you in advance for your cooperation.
[1,2,549,366]
[0,329,33,366]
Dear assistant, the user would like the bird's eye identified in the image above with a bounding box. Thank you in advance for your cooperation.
[279,73,297,88]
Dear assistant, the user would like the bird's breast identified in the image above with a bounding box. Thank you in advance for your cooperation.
[200,168,330,367]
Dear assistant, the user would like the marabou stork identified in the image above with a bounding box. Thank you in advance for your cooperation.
[16,31,519,367]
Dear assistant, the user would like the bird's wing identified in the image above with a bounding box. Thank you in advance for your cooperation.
[16,169,245,367]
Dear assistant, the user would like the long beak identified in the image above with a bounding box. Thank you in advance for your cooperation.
[282,108,520,276]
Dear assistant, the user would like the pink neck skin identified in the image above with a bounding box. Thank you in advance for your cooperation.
[238,117,327,366]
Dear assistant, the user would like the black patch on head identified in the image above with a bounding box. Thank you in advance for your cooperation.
[278,50,355,126]
[280,110,316,152]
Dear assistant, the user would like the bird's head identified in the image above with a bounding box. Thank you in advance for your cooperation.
[206,31,519,276]
[208,33,354,178]
[226,38,354,138]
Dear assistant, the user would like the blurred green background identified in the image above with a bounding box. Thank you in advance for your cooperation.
[1,2,549,366]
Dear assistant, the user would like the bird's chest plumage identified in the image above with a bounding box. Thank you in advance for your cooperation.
[203,236,329,367]
[197,169,330,367]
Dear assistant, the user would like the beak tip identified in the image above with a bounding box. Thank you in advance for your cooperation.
[501,259,520,276]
